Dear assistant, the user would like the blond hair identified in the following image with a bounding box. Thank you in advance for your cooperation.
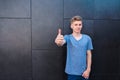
[70,16,82,24]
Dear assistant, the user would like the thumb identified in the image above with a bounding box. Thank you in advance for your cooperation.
[58,29,62,35]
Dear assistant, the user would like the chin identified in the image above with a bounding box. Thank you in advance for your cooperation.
[76,30,80,33]
[76,31,80,33]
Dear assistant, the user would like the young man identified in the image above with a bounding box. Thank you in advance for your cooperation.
[55,16,93,80]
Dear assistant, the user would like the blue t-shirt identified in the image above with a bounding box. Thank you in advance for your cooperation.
[64,34,93,75]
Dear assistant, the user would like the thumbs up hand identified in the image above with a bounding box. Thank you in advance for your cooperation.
[58,29,62,36]
[55,29,64,46]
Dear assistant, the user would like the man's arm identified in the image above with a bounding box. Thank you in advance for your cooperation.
[82,50,92,79]
[86,50,92,72]
[55,29,65,46]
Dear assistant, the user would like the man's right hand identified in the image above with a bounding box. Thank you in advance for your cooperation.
[55,29,64,46]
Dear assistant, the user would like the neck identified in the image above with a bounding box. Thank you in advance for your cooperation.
[72,32,82,41]
[72,32,81,37]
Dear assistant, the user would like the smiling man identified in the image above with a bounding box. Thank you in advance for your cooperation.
[55,16,93,80]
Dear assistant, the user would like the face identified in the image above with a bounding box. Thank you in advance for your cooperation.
[71,21,82,33]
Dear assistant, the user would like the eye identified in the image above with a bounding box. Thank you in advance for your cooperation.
[75,24,77,26]
[79,24,81,26]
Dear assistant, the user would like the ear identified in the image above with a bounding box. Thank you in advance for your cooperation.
[70,24,73,29]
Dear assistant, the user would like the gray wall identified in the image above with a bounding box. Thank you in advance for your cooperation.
[0,0,120,80]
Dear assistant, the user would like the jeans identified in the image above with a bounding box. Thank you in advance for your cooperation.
[67,74,89,80]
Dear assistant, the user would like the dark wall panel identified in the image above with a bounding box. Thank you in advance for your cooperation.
[0,0,30,18]
[32,0,63,50]
[90,75,119,80]
[64,0,94,19]
[119,46,120,77]
[0,19,32,80]
[63,19,72,35]
[94,20,120,40]
[92,20,120,77]
[94,0,120,19]
[32,50,66,80]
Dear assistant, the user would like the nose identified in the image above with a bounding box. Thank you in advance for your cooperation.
[77,25,81,28]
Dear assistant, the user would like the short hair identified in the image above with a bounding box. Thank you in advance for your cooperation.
[70,16,82,24]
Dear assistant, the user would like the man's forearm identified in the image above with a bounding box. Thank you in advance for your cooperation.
[86,50,92,72]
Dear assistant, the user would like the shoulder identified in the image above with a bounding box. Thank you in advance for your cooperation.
[82,34,92,40]
[64,34,72,41]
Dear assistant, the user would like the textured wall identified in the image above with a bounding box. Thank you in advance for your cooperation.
[0,0,120,80]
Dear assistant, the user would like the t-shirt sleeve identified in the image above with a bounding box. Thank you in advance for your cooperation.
[87,36,93,50]
[64,35,68,44]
